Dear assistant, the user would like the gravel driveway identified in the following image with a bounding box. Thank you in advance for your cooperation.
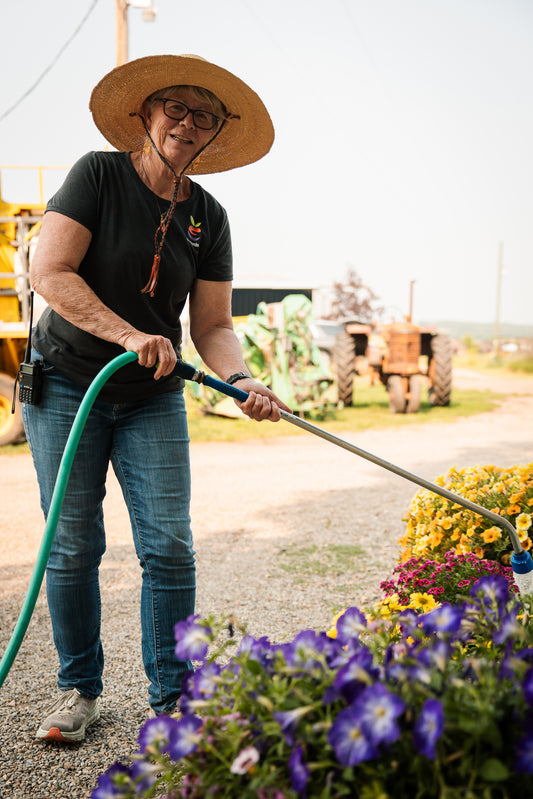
[1,368,532,798]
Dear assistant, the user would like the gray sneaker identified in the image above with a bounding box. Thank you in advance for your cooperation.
[36,688,100,742]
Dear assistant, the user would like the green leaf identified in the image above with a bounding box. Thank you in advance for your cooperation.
[479,758,510,782]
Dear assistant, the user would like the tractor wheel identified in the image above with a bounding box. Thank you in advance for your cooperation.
[0,374,25,446]
[387,375,406,413]
[334,330,356,406]
[406,374,423,413]
[429,335,452,406]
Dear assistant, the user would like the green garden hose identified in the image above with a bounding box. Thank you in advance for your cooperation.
[0,351,138,689]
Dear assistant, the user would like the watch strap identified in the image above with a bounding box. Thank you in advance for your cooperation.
[226,372,251,385]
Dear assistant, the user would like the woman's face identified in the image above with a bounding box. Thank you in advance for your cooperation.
[143,87,218,170]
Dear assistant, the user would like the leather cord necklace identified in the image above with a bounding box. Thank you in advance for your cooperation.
[133,112,227,298]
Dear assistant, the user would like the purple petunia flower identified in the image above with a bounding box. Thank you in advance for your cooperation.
[138,715,181,755]
[352,683,405,746]
[335,607,367,644]
[166,715,203,761]
[413,698,444,759]
[493,610,521,645]
[417,640,451,673]
[470,575,509,606]
[334,649,376,703]
[284,630,325,671]
[515,733,533,773]
[91,763,131,799]
[420,604,463,635]
[328,705,376,766]
[523,667,533,707]
[238,634,273,666]
[288,746,309,795]
[174,615,212,662]
[130,759,160,793]
[190,661,221,700]
[273,706,313,745]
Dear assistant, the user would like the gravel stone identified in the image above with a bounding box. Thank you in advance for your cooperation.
[1,368,532,797]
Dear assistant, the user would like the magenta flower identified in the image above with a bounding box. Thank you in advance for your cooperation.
[414,699,444,759]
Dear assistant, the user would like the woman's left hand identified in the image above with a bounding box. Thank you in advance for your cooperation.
[232,378,292,422]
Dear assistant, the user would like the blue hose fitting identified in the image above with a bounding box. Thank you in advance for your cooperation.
[511,549,533,574]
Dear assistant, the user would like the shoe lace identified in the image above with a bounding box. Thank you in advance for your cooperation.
[57,689,81,715]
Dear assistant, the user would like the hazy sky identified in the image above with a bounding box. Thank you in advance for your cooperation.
[1,0,532,326]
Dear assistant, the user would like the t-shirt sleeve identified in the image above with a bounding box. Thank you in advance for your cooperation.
[46,152,100,232]
[196,204,233,282]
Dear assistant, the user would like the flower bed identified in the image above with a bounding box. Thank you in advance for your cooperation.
[400,463,533,563]
[92,464,533,799]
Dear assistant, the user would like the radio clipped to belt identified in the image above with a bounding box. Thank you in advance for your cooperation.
[12,291,43,412]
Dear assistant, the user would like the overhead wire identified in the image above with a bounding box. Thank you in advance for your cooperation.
[0,0,100,124]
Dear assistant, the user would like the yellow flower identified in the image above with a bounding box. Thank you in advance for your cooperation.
[429,531,444,548]
[409,593,438,613]
[327,610,345,639]
[523,538,532,551]
[475,547,484,559]
[516,513,532,531]
[510,492,525,505]
[508,504,522,515]
[482,527,502,543]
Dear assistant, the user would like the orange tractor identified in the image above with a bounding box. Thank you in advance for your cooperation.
[334,318,453,413]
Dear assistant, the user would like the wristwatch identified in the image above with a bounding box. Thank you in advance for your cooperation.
[226,372,251,385]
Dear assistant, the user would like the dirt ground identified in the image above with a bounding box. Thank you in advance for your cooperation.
[0,367,532,799]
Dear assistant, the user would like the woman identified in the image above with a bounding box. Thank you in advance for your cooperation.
[24,54,289,742]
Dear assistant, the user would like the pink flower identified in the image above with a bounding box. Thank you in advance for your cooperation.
[457,580,471,588]
[230,746,260,775]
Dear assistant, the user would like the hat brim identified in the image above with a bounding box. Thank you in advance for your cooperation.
[89,55,274,175]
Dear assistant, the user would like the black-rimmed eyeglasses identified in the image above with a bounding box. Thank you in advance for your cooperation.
[157,98,222,130]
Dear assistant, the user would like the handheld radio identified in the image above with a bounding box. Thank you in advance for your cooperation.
[13,291,43,408]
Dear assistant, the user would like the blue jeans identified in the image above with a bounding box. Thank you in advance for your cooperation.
[22,359,195,714]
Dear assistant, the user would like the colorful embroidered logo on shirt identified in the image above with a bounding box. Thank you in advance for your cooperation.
[187,216,202,246]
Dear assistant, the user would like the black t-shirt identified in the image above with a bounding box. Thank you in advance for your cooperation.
[33,151,233,402]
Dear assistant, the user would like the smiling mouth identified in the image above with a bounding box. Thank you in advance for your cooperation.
[170,133,193,144]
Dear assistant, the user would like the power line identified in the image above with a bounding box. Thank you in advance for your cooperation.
[0,0,100,124]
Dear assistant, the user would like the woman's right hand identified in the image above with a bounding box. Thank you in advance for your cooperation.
[120,331,177,380]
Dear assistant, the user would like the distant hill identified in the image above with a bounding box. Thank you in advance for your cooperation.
[419,320,533,341]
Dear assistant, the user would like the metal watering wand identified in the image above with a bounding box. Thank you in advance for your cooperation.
[1,352,532,689]
[174,360,533,595]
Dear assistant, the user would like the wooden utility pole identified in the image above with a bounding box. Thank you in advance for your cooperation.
[116,0,129,66]
[494,242,503,357]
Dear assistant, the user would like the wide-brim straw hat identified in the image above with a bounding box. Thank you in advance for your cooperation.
[89,54,274,175]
